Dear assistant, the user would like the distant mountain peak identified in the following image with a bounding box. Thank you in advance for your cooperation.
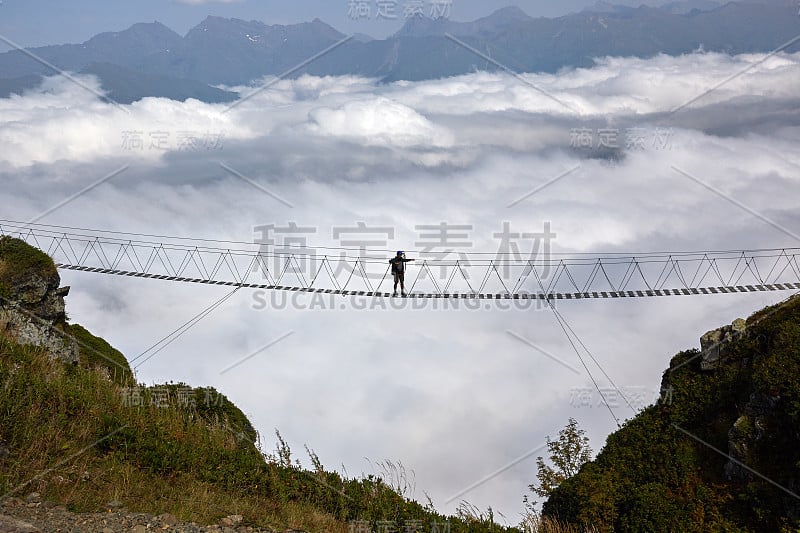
[131,21,172,30]
[187,14,342,40]
[485,5,533,20]
[83,20,183,55]
[393,13,452,37]
[581,1,636,14]
[87,20,181,41]
[394,5,533,38]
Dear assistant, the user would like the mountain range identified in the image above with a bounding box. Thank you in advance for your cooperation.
[0,1,798,103]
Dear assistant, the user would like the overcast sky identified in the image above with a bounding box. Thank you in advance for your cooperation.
[0,0,675,49]
[2,41,799,525]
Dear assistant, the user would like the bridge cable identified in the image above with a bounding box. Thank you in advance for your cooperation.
[530,268,623,428]
[548,305,635,413]
[130,286,242,370]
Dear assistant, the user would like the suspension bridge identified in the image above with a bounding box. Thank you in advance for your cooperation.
[4,220,800,301]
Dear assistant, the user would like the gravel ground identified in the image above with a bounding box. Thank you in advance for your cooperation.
[0,493,303,533]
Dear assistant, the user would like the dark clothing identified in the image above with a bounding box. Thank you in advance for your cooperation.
[389,256,413,274]
[390,255,413,295]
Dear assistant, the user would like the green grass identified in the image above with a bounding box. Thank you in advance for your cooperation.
[0,236,58,299]
[67,323,134,385]
[542,296,800,533]
[0,337,517,532]
[0,338,341,530]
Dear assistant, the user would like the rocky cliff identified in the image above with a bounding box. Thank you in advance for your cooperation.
[0,236,78,364]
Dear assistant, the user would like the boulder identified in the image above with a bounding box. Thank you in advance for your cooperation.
[699,318,746,371]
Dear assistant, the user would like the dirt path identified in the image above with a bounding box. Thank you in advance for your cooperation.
[0,494,298,533]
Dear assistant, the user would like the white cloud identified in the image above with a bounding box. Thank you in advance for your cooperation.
[2,50,799,522]
[308,96,455,148]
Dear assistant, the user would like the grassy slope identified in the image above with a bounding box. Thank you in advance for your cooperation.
[67,323,134,385]
[543,295,800,533]
[0,338,345,531]
[0,237,515,532]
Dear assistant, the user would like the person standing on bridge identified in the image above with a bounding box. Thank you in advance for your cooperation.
[390,251,415,297]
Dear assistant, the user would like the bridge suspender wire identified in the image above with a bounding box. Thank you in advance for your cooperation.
[376,265,391,293]
[408,261,426,294]
[358,261,374,293]
[530,266,623,428]
[326,257,343,291]
[308,256,328,288]
[456,261,477,294]
[425,262,443,294]
[340,259,360,292]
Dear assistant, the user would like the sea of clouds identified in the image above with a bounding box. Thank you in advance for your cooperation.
[1,50,799,523]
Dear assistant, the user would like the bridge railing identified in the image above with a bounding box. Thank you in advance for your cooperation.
[3,220,800,299]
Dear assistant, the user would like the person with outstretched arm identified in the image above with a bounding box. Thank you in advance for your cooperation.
[389,251,415,297]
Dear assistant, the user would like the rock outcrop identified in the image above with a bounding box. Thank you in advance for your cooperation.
[696,316,792,481]
[0,238,78,364]
[699,317,747,370]
[698,318,787,480]
[725,391,781,481]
